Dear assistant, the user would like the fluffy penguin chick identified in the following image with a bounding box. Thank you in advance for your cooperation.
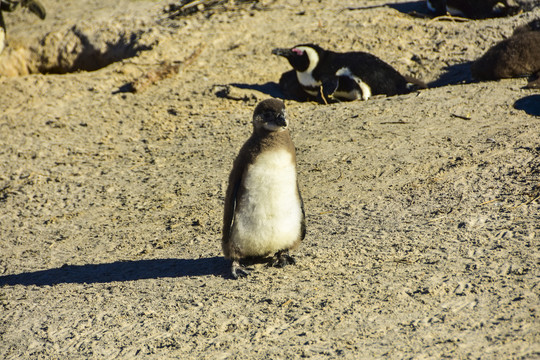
[471,19,540,85]
[272,44,425,103]
[222,99,306,279]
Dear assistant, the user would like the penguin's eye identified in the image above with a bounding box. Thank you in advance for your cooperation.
[292,48,304,56]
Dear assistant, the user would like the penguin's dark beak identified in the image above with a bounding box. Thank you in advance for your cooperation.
[275,113,287,127]
[272,48,293,58]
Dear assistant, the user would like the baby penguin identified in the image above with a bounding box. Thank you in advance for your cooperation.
[222,99,305,279]
[272,44,425,103]
[471,19,540,88]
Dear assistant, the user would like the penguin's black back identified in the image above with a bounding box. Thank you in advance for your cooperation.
[314,50,410,96]
[428,0,521,19]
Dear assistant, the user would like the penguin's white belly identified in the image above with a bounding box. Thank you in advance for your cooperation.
[232,149,302,257]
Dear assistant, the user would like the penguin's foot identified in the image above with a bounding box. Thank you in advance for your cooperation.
[270,250,296,268]
[231,260,252,279]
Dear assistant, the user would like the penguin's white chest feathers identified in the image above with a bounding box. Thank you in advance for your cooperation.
[232,149,302,257]
[295,46,321,96]
[297,70,321,89]
[296,70,321,96]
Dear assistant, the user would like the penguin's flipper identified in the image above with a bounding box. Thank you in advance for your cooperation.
[298,182,306,241]
[222,147,249,261]
[222,177,240,248]
[320,76,339,99]
[22,0,46,19]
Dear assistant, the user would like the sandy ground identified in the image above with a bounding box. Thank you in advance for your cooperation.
[0,0,539,358]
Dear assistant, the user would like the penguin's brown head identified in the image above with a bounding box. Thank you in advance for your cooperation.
[272,44,322,72]
[252,99,288,132]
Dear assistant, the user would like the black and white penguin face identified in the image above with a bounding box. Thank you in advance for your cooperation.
[252,99,288,132]
[273,44,323,90]
[272,44,321,73]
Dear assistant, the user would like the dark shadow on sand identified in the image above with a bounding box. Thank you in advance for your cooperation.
[514,95,540,116]
[386,1,427,14]
[343,1,428,15]
[429,62,474,88]
[230,82,284,99]
[0,257,229,286]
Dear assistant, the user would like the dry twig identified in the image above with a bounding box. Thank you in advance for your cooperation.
[509,194,540,210]
[319,85,329,105]
[428,15,470,24]
[451,113,472,120]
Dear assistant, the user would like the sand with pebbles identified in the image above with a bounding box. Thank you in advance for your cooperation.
[1,0,539,358]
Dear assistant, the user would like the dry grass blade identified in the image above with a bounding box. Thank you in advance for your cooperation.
[319,85,328,105]
[381,120,409,124]
[428,15,470,24]
[509,194,540,210]
[451,113,472,120]
[342,5,387,12]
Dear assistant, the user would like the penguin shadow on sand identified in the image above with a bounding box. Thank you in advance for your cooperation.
[222,82,287,100]
[343,1,429,17]
[226,74,316,103]
[514,95,540,117]
[429,61,474,88]
[384,1,430,16]
[0,257,231,286]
